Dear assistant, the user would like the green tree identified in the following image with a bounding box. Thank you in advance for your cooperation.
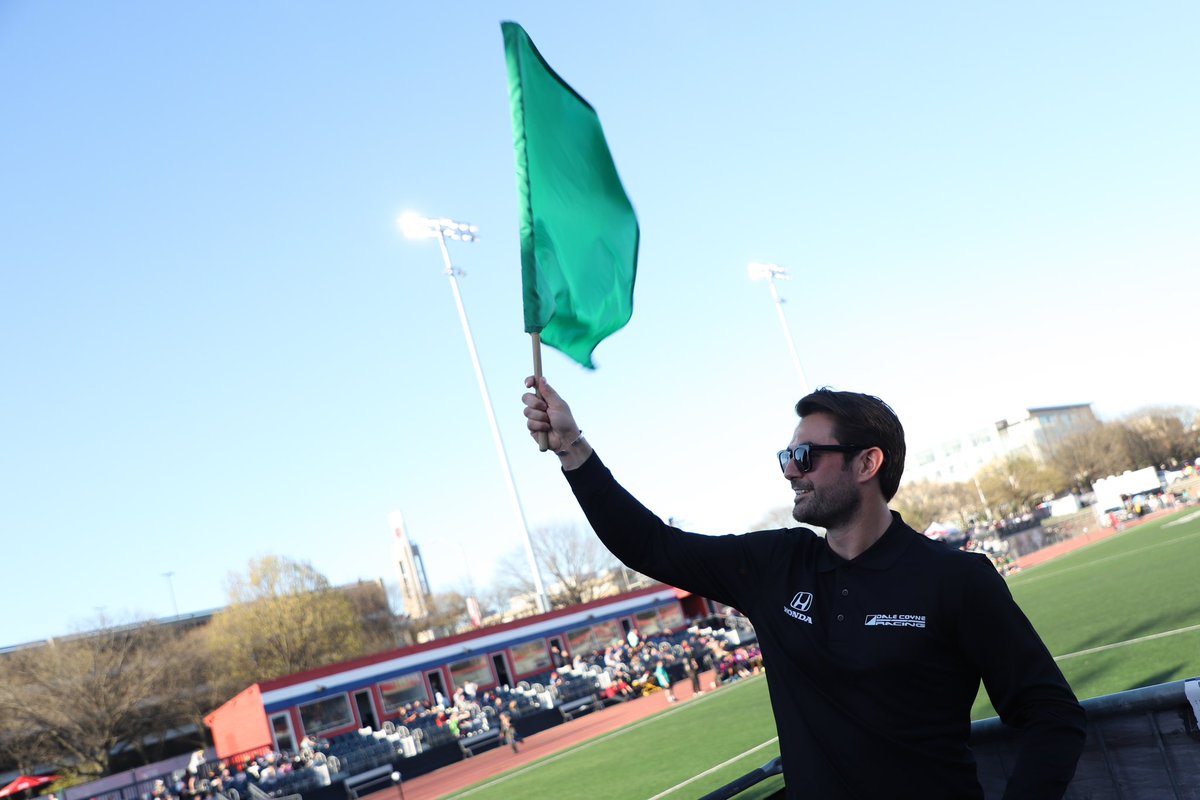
[340,579,400,655]
[892,480,981,532]
[976,456,1066,515]
[205,555,364,692]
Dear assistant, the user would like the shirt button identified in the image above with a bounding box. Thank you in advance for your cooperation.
[836,614,844,622]
[841,589,849,596]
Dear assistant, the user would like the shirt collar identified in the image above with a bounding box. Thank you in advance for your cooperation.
[816,510,914,572]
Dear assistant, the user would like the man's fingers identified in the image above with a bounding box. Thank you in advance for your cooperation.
[525,375,561,404]
[523,378,566,421]
[522,395,553,432]
[524,408,551,427]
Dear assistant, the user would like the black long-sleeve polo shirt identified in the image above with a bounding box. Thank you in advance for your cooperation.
[565,452,1085,800]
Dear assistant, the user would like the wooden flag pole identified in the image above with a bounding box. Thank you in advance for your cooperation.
[531,333,550,452]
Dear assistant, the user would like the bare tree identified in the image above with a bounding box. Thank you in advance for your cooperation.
[749,506,801,531]
[1046,422,1132,490]
[475,583,516,620]
[496,525,620,610]
[1119,406,1200,470]
[0,616,182,779]
[396,591,469,640]
[160,627,227,749]
[1046,408,1200,490]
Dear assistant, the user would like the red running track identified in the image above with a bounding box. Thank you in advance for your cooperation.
[368,673,718,800]
[1014,505,1186,569]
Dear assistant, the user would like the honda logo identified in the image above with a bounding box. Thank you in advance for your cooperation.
[790,591,814,612]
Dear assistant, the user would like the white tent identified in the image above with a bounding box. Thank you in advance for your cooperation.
[923,521,963,540]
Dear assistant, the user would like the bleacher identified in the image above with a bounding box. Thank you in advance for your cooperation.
[324,727,402,777]
[456,712,501,758]
[255,630,750,791]
[67,623,760,800]
[547,670,602,720]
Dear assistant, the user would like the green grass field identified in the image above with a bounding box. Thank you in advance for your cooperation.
[444,677,783,800]
[972,505,1200,717]
[445,507,1200,800]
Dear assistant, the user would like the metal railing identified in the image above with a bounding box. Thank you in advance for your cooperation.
[703,677,1200,799]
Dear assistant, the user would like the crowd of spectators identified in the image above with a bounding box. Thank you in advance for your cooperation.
[550,623,764,703]
[134,619,763,800]
[374,620,763,752]
[1113,487,1193,523]
[147,746,328,800]
[961,534,1021,575]
[954,480,1200,575]
[387,678,545,747]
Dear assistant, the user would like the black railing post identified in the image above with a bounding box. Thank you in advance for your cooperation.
[696,756,783,800]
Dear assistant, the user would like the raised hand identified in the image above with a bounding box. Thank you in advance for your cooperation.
[522,376,591,467]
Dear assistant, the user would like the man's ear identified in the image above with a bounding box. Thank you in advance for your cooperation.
[857,446,886,484]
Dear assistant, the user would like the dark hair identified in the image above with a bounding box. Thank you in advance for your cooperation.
[795,387,906,501]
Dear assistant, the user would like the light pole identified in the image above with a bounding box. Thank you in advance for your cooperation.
[398,212,551,614]
[162,571,178,617]
[748,262,809,395]
[972,474,995,523]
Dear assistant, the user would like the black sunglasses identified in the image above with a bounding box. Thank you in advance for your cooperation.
[777,443,867,474]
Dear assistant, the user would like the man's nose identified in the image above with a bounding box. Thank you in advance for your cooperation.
[783,454,802,479]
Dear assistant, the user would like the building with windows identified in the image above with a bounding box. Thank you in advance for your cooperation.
[906,403,1098,485]
[389,511,431,619]
[203,584,704,759]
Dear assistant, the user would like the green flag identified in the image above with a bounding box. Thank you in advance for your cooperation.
[502,21,639,369]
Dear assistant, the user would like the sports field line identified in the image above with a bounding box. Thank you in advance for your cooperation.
[1054,622,1200,662]
[1165,509,1200,527]
[1013,525,1200,586]
[643,737,779,800]
[443,677,764,799]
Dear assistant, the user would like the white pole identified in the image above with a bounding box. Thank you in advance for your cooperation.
[972,474,995,522]
[434,231,551,614]
[162,571,178,617]
[763,273,809,395]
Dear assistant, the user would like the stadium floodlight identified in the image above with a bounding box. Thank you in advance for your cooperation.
[748,261,809,394]
[398,210,550,614]
[398,212,480,243]
[747,261,788,281]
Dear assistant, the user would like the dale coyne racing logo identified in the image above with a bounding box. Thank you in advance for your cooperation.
[864,613,926,628]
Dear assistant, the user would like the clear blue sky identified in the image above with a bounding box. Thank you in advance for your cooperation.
[2,2,1196,647]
